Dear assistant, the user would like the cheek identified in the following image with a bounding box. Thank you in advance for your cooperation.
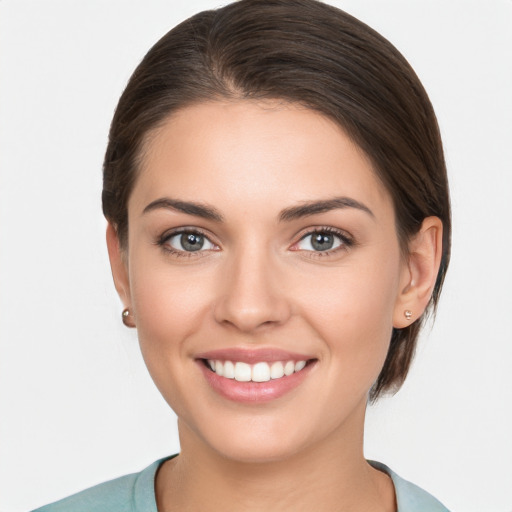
[296,253,401,382]
[128,254,215,365]
[126,259,219,418]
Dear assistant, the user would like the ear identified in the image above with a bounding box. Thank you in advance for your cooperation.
[393,216,443,328]
[106,223,132,308]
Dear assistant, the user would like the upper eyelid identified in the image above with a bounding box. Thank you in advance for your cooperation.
[157,229,219,259]
[159,226,214,241]
[295,226,353,242]
[290,227,355,253]
[157,227,219,251]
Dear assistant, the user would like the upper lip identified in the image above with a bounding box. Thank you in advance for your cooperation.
[195,348,315,364]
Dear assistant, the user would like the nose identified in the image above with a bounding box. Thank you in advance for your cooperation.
[213,246,292,333]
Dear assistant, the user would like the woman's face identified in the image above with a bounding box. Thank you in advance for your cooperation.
[116,100,411,462]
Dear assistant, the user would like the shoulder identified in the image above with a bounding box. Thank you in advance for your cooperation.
[31,458,169,512]
[369,461,450,512]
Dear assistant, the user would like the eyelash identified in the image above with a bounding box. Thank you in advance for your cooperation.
[292,227,354,258]
[156,228,218,259]
[156,226,354,259]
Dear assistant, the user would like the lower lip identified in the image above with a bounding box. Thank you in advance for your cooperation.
[197,360,316,403]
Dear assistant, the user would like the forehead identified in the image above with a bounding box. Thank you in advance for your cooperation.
[130,100,393,218]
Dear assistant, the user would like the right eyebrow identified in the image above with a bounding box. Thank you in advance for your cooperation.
[141,198,224,222]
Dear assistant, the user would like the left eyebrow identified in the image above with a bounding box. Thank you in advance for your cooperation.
[278,197,374,222]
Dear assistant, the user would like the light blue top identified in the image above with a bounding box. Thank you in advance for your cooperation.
[32,456,449,511]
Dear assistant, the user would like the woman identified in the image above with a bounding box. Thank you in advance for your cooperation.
[32,0,451,510]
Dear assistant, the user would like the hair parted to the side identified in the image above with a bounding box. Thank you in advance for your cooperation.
[102,0,451,401]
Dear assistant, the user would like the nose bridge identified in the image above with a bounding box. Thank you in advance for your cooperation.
[214,238,291,332]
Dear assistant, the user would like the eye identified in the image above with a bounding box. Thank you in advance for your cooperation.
[293,229,351,253]
[162,230,216,253]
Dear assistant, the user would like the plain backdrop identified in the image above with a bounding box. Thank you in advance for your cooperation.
[1,1,511,511]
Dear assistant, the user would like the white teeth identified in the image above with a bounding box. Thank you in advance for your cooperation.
[223,360,235,379]
[234,362,252,382]
[295,360,306,372]
[270,361,285,379]
[284,360,295,376]
[252,362,271,382]
[207,359,308,382]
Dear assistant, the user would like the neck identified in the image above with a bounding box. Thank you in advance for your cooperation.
[156,404,395,512]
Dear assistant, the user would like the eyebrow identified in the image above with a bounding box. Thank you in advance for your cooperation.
[142,196,374,223]
[278,197,374,222]
[142,198,224,222]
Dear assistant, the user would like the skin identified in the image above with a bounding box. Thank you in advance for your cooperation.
[107,100,443,511]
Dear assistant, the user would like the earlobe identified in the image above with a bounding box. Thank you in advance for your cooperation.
[393,217,443,328]
[106,223,132,308]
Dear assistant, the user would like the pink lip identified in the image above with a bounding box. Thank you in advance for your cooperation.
[195,349,317,403]
[195,347,313,364]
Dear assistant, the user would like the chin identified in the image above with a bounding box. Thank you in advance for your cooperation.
[212,436,308,465]
[180,412,317,464]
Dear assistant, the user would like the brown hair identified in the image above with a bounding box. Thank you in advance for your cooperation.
[102,0,451,400]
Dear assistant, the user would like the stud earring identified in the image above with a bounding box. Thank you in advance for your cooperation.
[404,310,413,321]
[122,308,136,328]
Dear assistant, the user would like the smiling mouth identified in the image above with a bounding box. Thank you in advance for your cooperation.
[202,359,316,383]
